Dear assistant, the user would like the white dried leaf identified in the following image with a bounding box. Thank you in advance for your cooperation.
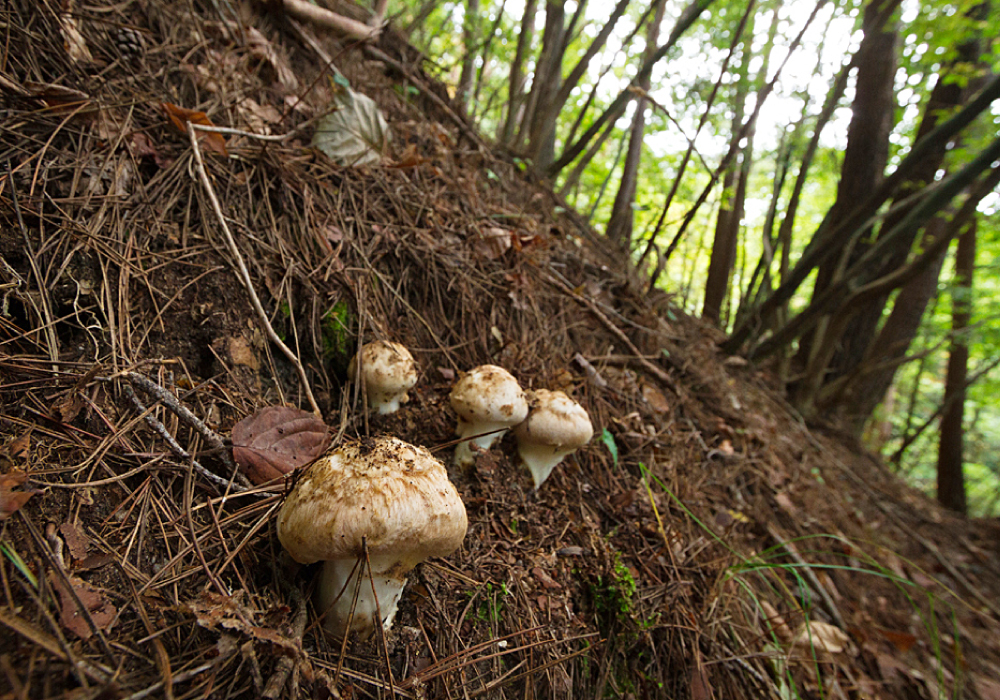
[312,89,389,167]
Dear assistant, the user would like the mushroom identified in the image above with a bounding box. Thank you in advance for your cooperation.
[513,389,593,489]
[348,340,418,414]
[277,436,468,638]
[449,365,529,467]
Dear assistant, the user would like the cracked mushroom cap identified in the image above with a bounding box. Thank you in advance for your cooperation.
[348,340,418,414]
[277,436,468,568]
[449,365,529,467]
[513,389,593,489]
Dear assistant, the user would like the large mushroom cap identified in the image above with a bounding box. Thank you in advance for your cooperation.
[277,437,468,566]
[513,389,593,489]
[348,341,418,414]
[449,365,529,467]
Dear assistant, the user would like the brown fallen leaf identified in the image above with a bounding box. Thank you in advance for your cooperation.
[231,406,330,484]
[0,471,42,520]
[161,102,228,156]
[792,620,850,656]
[49,571,116,640]
[59,522,91,562]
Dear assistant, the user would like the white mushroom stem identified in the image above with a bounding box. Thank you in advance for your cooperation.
[316,554,411,639]
[370,390,406,415]
[519,445,575,490]
[454,422,510,468]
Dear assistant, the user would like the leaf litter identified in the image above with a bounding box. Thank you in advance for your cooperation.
[1,0,1000,698]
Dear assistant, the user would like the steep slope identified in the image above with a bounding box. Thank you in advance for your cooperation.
[0,1,998,698]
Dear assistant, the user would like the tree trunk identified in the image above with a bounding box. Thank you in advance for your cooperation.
[501,0,538,145]
[937,218,976,514]
[790,0,897,406]
[457,0,481,115]
[605,0,666,249]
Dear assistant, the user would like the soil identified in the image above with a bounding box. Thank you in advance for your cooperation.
[1,1,1000,699]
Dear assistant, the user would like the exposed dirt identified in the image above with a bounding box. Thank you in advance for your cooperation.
[2,1,1000,699]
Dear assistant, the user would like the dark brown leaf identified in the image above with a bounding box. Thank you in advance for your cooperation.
[49,572,116,639]
[231,406,329,484]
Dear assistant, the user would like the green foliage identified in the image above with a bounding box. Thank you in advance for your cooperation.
[322,300,356,371]
[591,549,637,624]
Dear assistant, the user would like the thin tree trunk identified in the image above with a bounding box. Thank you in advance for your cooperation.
[605,0,666,249]
[457,0,481,115]
[547,0,717,177]
[937,218,976,514]
[501,0,538,145]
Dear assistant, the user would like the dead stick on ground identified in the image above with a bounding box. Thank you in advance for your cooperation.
[123,383,248,493]
[263,579,310,698]
[187,123,321,415]
[765,523,846,630]
[125,371,236,473]
[544,273,680,396]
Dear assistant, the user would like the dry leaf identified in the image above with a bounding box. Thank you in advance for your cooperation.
[59,522,90,561]
[641,382,670,413]
[231,406,329,484]
[793,620,850,655]
[471,227,512,260]
[0,471,41,520]
[387,144,428,169]
[60,6,93,64]
[877,627,917,653]
[7,434,30,461]
[161,102,228,156]
[49,572,116,639]
[760,600,794,644]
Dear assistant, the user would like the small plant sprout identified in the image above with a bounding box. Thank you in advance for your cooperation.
[348,340,418,414]
[277,437,468,639]
[449,365,529,468]
[513,389,593,489]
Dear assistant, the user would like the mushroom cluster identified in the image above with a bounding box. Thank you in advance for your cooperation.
[274,340,595,640]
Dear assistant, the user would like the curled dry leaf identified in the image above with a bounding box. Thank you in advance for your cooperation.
[49,571,116,640]
[0,471,42,521]
[161,102,228,156]
[231,406,330,484]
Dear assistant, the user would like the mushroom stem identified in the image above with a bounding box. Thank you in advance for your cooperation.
[317,554,410,639]
[454,423,509,467]
[519,446,573,490]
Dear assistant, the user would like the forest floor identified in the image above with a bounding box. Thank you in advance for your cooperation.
[2,1,1000,698]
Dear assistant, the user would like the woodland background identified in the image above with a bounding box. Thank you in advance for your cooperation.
[396,0,1000,516]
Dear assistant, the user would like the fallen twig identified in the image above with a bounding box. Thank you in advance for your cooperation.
[187,122,322,416]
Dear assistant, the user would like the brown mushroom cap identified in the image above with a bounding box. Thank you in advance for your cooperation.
[277,437,468,567]
[348,341,418,414]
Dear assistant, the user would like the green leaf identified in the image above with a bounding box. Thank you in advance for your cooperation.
[601,428,618,467]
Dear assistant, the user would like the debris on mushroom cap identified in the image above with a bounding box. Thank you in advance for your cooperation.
[513,389,593,489]
[278,436,467,565]
[348,340,418,415]
[449,364,529,468]
[277,436,468,638]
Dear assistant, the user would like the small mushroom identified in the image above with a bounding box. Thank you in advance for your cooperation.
[449,365,529,468]
[348,341,418,414]
[513,389,593,489]
[277,437,468,638]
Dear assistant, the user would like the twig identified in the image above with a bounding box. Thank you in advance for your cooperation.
[122,383,248,493]
[186,122,322,415]
[544,273,680,396]
[125,372,236,472]
[281,0,379,41]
